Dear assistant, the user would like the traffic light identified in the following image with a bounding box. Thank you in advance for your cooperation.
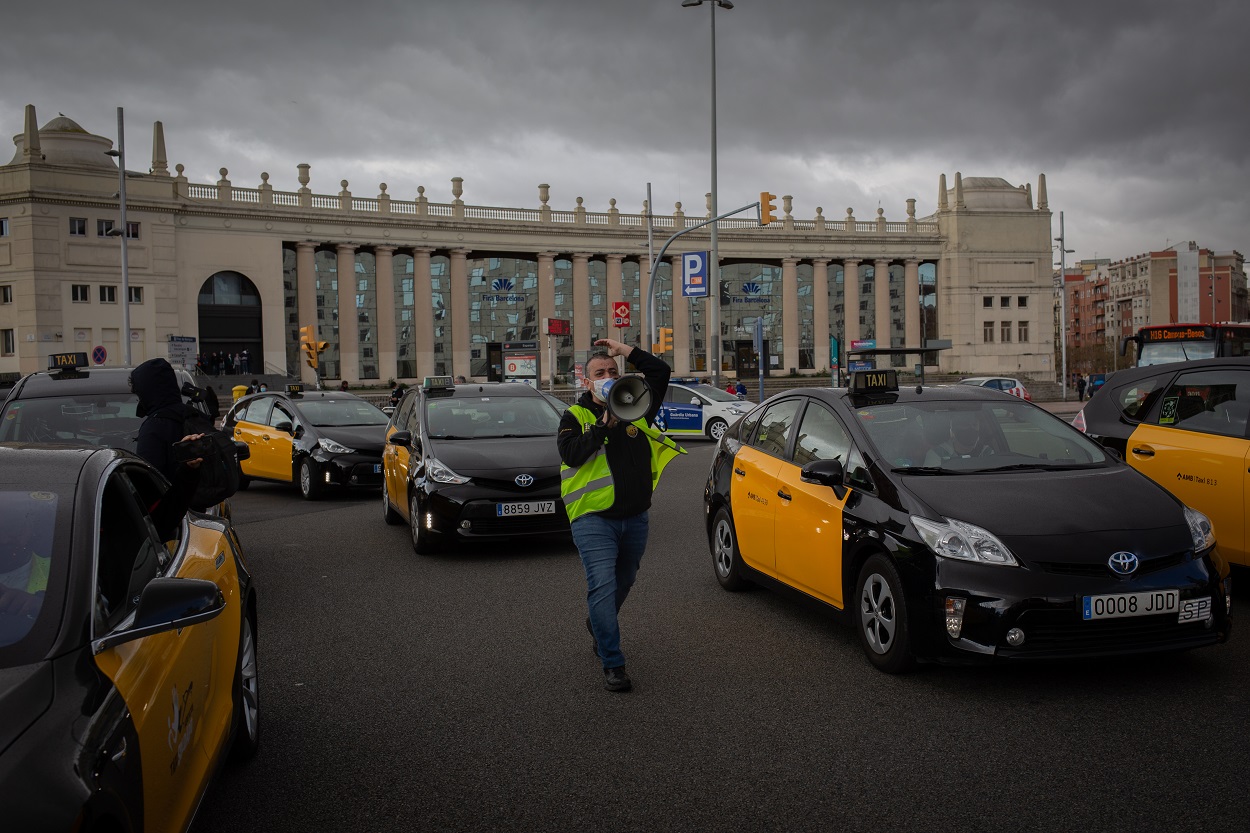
[299,324,326,370]
[760,192,777,226]
[656,327,673,353]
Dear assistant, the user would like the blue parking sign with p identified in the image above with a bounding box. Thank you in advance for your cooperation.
[682,251,708,297]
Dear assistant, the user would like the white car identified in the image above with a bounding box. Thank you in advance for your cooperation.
[656,381,751,441]
[958,376,1031,400]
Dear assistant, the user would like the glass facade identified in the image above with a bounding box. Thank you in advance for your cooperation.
[394,253,417,380]
[355,251,379,380]
[619,260,642,349]
[282,247,299,376]
[468,256,539,377]
[313,250,339,379]
[431,255,451,377]
[720,262,781,373]
[797,263,814,370]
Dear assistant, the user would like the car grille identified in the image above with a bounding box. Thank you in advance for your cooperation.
[470,474,560,492]
[461,513,570,535]
[349,463,383,484]
[1003,612,1217,656]
[1031,551,1188,577]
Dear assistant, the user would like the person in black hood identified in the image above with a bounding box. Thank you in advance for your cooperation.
[129,358,205,539]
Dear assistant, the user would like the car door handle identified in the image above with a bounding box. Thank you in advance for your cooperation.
[777,489,791,501]
[1131,447,1155,457]
[733,467,746,476]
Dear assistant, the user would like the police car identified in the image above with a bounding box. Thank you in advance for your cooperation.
[225,384,389,500]
[656,379,751,441]
[704,369,1231,673]
[381,377,568,553]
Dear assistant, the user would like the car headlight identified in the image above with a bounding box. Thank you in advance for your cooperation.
[912,516,1019,567]
[425,457,470,485]
[318,438,355,454]
[1184,506,1215,551]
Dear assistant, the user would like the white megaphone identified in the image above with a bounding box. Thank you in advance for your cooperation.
[601,375,653,423]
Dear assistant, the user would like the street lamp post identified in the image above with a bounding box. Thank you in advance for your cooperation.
[1055,211,1075,401]
[682,0,733,386]
[104,107,131,366]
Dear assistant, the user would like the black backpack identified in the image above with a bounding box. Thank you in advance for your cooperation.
[164,391,243,511]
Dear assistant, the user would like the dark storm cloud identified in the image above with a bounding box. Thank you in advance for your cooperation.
[3,0,1246,263]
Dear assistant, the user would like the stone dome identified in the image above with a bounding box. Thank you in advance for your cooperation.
[949,176,1033,211]
[7,113,117,169]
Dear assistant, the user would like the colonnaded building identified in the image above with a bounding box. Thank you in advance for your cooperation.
[1,104,1056,386]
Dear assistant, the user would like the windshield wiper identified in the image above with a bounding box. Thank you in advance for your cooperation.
[431,434,473,440]
[890,466,966,475]
[981,462,1100,472]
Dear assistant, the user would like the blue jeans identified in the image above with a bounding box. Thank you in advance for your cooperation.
[572,511,649,670]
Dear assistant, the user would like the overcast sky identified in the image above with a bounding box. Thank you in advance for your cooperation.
[5,0,1247,268]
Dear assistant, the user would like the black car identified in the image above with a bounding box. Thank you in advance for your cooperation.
[704,369,1232,672]
[0,445,259,831]
[1075,357,1250,570]
[225,386,389,500]
[381,378,569,553]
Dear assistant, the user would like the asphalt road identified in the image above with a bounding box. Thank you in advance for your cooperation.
[197,442,1250,833]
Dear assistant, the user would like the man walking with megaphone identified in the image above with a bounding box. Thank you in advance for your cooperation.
[558,337,685,692]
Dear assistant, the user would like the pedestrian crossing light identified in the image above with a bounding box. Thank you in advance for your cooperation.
[656,327,673,353]
[299,324,327,369]
[760,192,777,226]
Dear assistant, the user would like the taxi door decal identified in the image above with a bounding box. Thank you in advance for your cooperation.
[774,460,849,607]
[730,445,784,572]
[1127,422,1247,566]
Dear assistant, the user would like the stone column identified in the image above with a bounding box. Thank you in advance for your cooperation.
[374,245,398,383]
[296,242,318,385]
[449,248,471,379]
[606,254,624,339]
[671,255,691,375]
[843,259,861,346]
[874,259,892,348]
[336,243,358,381]
[572,253,591,352]
[537,251,557,343]
[413,248,435,379]
[813,259,831,371]
[782,257,800,373]
[904,258,921,350]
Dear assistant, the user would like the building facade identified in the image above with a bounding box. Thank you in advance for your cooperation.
[1,105,1057,385]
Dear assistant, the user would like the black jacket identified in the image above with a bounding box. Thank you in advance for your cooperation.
[557,348,671,519]
[130,358,202,539]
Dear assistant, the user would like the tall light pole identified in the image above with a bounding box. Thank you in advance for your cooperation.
[682,0,733,386]
[1055,211,1075,401]
[104,107,131,366]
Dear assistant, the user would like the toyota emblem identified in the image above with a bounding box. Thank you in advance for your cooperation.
[1108,551,1139,575]
[514,474,534,488]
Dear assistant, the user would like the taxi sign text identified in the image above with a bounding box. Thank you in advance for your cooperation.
[48,352,89,369]
[851,369,898,393]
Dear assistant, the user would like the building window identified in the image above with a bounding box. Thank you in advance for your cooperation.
[1,285,11,304]
[0,217,8,236]
[1017,320,1028,341]
[128,286,143,304]
[126,221,140,240]
[1017,296,1028,308]
[983,296,993,308]
[1000,296,1010,308]
[1001,321,1012,343]
[97,219,115,237]
[983,321,995,343]
[71,284,90,303]
[69,217,86,236]
[99,285,117,304]
[1,329,14,356]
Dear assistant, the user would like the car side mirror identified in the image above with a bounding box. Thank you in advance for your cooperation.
[690,397,702,406]
[292,424,304,438]
[800,458,847,499]
[233,439,250,461]
[92,578,224,655]
[388,430,412,448]
[273,420,293,434]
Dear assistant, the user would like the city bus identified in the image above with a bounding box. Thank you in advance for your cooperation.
[1120,323,1250,366]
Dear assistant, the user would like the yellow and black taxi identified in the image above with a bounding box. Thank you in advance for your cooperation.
[704,369,1232,673]
[224,384,389,500]
[0,444,259,832]
[1075,357,1250,568]
[381,377,569,553]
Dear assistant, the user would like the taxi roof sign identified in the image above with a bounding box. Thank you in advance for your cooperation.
[423,376,454,390]
[286,383,304,396]
[48,352,90,370]
[850,368,899,394]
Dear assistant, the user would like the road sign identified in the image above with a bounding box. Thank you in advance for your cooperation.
[613,302,631,328]
[544,317,571,336]
[166,334,197,368]
[681,251,709,298]
[91,345,107,365]
[850,339,876,350]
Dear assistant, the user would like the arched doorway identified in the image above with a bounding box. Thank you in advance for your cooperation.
[198,271,263,375]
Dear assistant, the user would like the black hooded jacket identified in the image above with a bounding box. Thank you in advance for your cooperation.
[130,358,204,538]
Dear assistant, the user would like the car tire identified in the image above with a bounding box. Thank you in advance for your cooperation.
[710,507,751,591]
[382,480,403,526]
[706,418,728,442]
[855,554,914,674]
[409,491,440,555]
[229,609,260,761]
[298,457,322,501]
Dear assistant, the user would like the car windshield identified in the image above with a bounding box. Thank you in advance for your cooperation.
[1139,340,1216,365]
[0,487,70,663]
[687,385,741,402]
[0,394,144,450]
[853,399,1109,473]
[296,399,389,427]
[426,396,562,439]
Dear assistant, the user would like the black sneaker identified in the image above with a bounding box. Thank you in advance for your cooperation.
[586,616,598,658]
[603,666,632,692]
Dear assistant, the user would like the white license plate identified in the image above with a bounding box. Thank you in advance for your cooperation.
[496,500,555,517]
[1178,597,1213,623]
[1082,589,1178,620]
